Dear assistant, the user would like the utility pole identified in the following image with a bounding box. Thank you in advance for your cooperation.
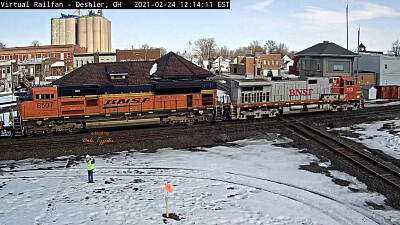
[346,0,349,50]
[356,26,360,82]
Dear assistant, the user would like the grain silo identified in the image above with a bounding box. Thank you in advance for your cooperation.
[77,10,111,53]
[51,14,77,45]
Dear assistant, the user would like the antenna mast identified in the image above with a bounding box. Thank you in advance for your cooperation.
[346,0,349,50]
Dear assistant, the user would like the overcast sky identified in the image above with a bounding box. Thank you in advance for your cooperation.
[0,0,399,53]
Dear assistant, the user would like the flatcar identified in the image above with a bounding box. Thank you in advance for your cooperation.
[13,80,217,136]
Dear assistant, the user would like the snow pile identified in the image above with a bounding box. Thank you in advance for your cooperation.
[332,120,400,159]
[0,137,399,224]
[149,63,157,75]
[386,136,400,151]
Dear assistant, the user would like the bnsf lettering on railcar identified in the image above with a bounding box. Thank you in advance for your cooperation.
[105,97,151,105]
[289,89,313,97]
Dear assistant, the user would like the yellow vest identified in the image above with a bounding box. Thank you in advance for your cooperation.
[85,160,95,170]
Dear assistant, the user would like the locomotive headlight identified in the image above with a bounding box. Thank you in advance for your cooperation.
[357,95,360,98]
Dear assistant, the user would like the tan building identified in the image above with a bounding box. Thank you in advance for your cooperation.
[230,54,281,77]
[116,49,161,62]
[51,11,111,53]
[355,71,376,86]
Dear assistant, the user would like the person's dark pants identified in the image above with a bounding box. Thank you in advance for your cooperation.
[88,170,94,183]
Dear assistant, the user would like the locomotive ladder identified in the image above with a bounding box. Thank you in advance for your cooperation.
[12,116,23,137]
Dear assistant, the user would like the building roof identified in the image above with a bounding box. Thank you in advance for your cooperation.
[52,52,213,86]
[296,41,358,57]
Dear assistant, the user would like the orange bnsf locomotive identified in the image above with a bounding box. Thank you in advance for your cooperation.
[14,81,216,136]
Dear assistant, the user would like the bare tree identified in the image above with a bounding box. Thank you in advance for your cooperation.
[141,44,150,50]
[194,38,217,59]
[160,47,167,56]
[288,50,296,59]
[392,40,400,56]
[276,43,289,58]
[248,40,264,54]
[264,40,278,54]
[31,40,41,46]
[231,47,249,58]
[219,45,230,58]
[0,42,6,48]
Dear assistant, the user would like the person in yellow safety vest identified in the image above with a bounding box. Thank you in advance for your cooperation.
[85,155,95,183]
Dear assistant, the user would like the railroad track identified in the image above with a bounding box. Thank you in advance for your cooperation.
[279,116,400,190]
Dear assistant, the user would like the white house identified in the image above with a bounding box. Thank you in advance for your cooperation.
[281,55,294,70]
[211,56,231,73]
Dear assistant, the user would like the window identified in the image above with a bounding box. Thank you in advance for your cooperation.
[35,94,54,100]
[81,60,84,66]
[48,53,51,57]
[272,60,275,65]
[4,56,8,60]
[276,60,279,65]
[41,54,44,58]
[263,60,266,65]
[35,54,38,59]
[9,56,12,60]
[268,60,270,65]
[345,80,354,86]
[317,63,320,71]
[54,53,57,58]
[308,80,318,84]
[67,53,70,58]
[76,60,79,67]
[385,64,388,69]
[301,60,305,69]
[333,65,344,71]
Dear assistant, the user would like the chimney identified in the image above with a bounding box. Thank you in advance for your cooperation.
[323,41,329,44]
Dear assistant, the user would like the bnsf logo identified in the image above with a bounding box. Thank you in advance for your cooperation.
[105,98,151,105]
[289,89,313,97]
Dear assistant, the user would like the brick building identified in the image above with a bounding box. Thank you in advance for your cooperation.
[0,44,87,91]
[230,54,281,77]
[0,44,87,74]
[116,49,161,62]
[354,71,376,86]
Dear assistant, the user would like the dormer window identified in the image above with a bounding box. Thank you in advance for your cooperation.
[106,66,127,80]
[110,74,127,79]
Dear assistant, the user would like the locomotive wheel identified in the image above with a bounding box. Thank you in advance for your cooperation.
[46,129,55,136]
[186,119,194,126]
[25,129,33,137]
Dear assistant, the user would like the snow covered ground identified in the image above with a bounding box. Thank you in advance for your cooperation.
[332,120,400,159]
[1,136,399,224]
[364,100,400,108]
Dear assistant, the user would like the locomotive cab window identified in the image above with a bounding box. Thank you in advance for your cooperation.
[35,94,55,100]
[345,80,354,86]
